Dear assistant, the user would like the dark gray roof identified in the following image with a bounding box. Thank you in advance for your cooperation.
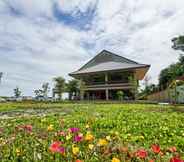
[70,50,150,76]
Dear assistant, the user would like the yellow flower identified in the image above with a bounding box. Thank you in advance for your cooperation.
[66,134,72,140]
[106,135,111,141]
[115,131,119,136]
[112,157,120,162]
[85,124,90,128]
[85,132,94,141]
[88,144,94,150]
[47,124,54,131]
[72,146,80,155]
[16,149,21,156]
[97,139,108,146]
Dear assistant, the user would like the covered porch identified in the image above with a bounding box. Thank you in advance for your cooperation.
[83,89,134,100]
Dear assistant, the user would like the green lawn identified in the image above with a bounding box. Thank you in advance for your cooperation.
[0,102,184,162]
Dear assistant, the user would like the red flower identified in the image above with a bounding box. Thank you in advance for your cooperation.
[135,149,148,159]
[170,157,184,162]
[49,141,65,154]
[151,144,161,154]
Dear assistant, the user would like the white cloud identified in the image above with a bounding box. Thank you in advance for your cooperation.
[0,0,184,96]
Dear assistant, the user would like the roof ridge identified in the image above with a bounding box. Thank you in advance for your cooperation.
[78,50,139,71]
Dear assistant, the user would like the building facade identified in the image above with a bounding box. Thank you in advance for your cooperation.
[69,50,150,100]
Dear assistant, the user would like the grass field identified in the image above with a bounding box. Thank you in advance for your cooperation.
[0,102,184,162]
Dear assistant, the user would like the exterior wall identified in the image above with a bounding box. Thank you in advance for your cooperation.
[147,85,184,103]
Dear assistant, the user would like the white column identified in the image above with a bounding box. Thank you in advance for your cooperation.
[106,89,109,101]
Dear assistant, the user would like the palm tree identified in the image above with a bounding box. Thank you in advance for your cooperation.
[53,77,65,100]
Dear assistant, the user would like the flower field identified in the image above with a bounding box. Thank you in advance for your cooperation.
[0,102,184,162]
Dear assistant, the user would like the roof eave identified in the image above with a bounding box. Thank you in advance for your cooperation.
[69,64,150,78]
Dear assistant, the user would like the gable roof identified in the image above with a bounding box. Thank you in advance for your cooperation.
[69,50,150,79]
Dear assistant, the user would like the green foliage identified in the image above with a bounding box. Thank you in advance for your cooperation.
[159,55,184,90]
[14,87,21,98]
[128,76,139,99]
[116,90,124,100]
[0,103,184,161]
[172,36,184,51]
[66,79,80,100]
[53,77,66,100]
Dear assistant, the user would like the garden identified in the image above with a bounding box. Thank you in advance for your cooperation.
[0,102,184,162]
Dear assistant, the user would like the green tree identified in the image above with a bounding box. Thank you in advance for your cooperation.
[14,87,21,98]
[34,89,43,98]
[53,77,65,100]
[42,82,50,98]
[158,55,184,90]
[172,36,184,51]
[66,79,80,100]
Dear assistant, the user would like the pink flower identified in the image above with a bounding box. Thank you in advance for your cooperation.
[74,135,83,142]
[24,125,33,132]
[135,149,148,159]
[69,127,80,133]
[58,131,66,136]
[17,125,33,132]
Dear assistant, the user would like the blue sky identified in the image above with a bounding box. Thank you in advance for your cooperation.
[0,0,184,96]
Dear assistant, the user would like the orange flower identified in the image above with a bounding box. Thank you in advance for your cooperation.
[149,160,155,162]
[76,160,83,162]
[85,132,94,141]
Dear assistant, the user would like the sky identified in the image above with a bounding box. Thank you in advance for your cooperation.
[0,0,184,96]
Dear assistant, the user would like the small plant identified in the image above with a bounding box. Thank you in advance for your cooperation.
[116,90,124,100]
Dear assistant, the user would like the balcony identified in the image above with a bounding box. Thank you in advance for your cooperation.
[84,81,133,90]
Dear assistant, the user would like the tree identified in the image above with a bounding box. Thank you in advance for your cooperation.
[66,79,80,100]
[42,82,50,98]
[34,89,43,98]
[14,87,21,98]
[0,72,3,84]
[172,36,184,51]
[53,77,65,100]
[158,55,184,90]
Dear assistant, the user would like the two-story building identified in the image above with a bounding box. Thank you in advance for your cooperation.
[69,50,150,100]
